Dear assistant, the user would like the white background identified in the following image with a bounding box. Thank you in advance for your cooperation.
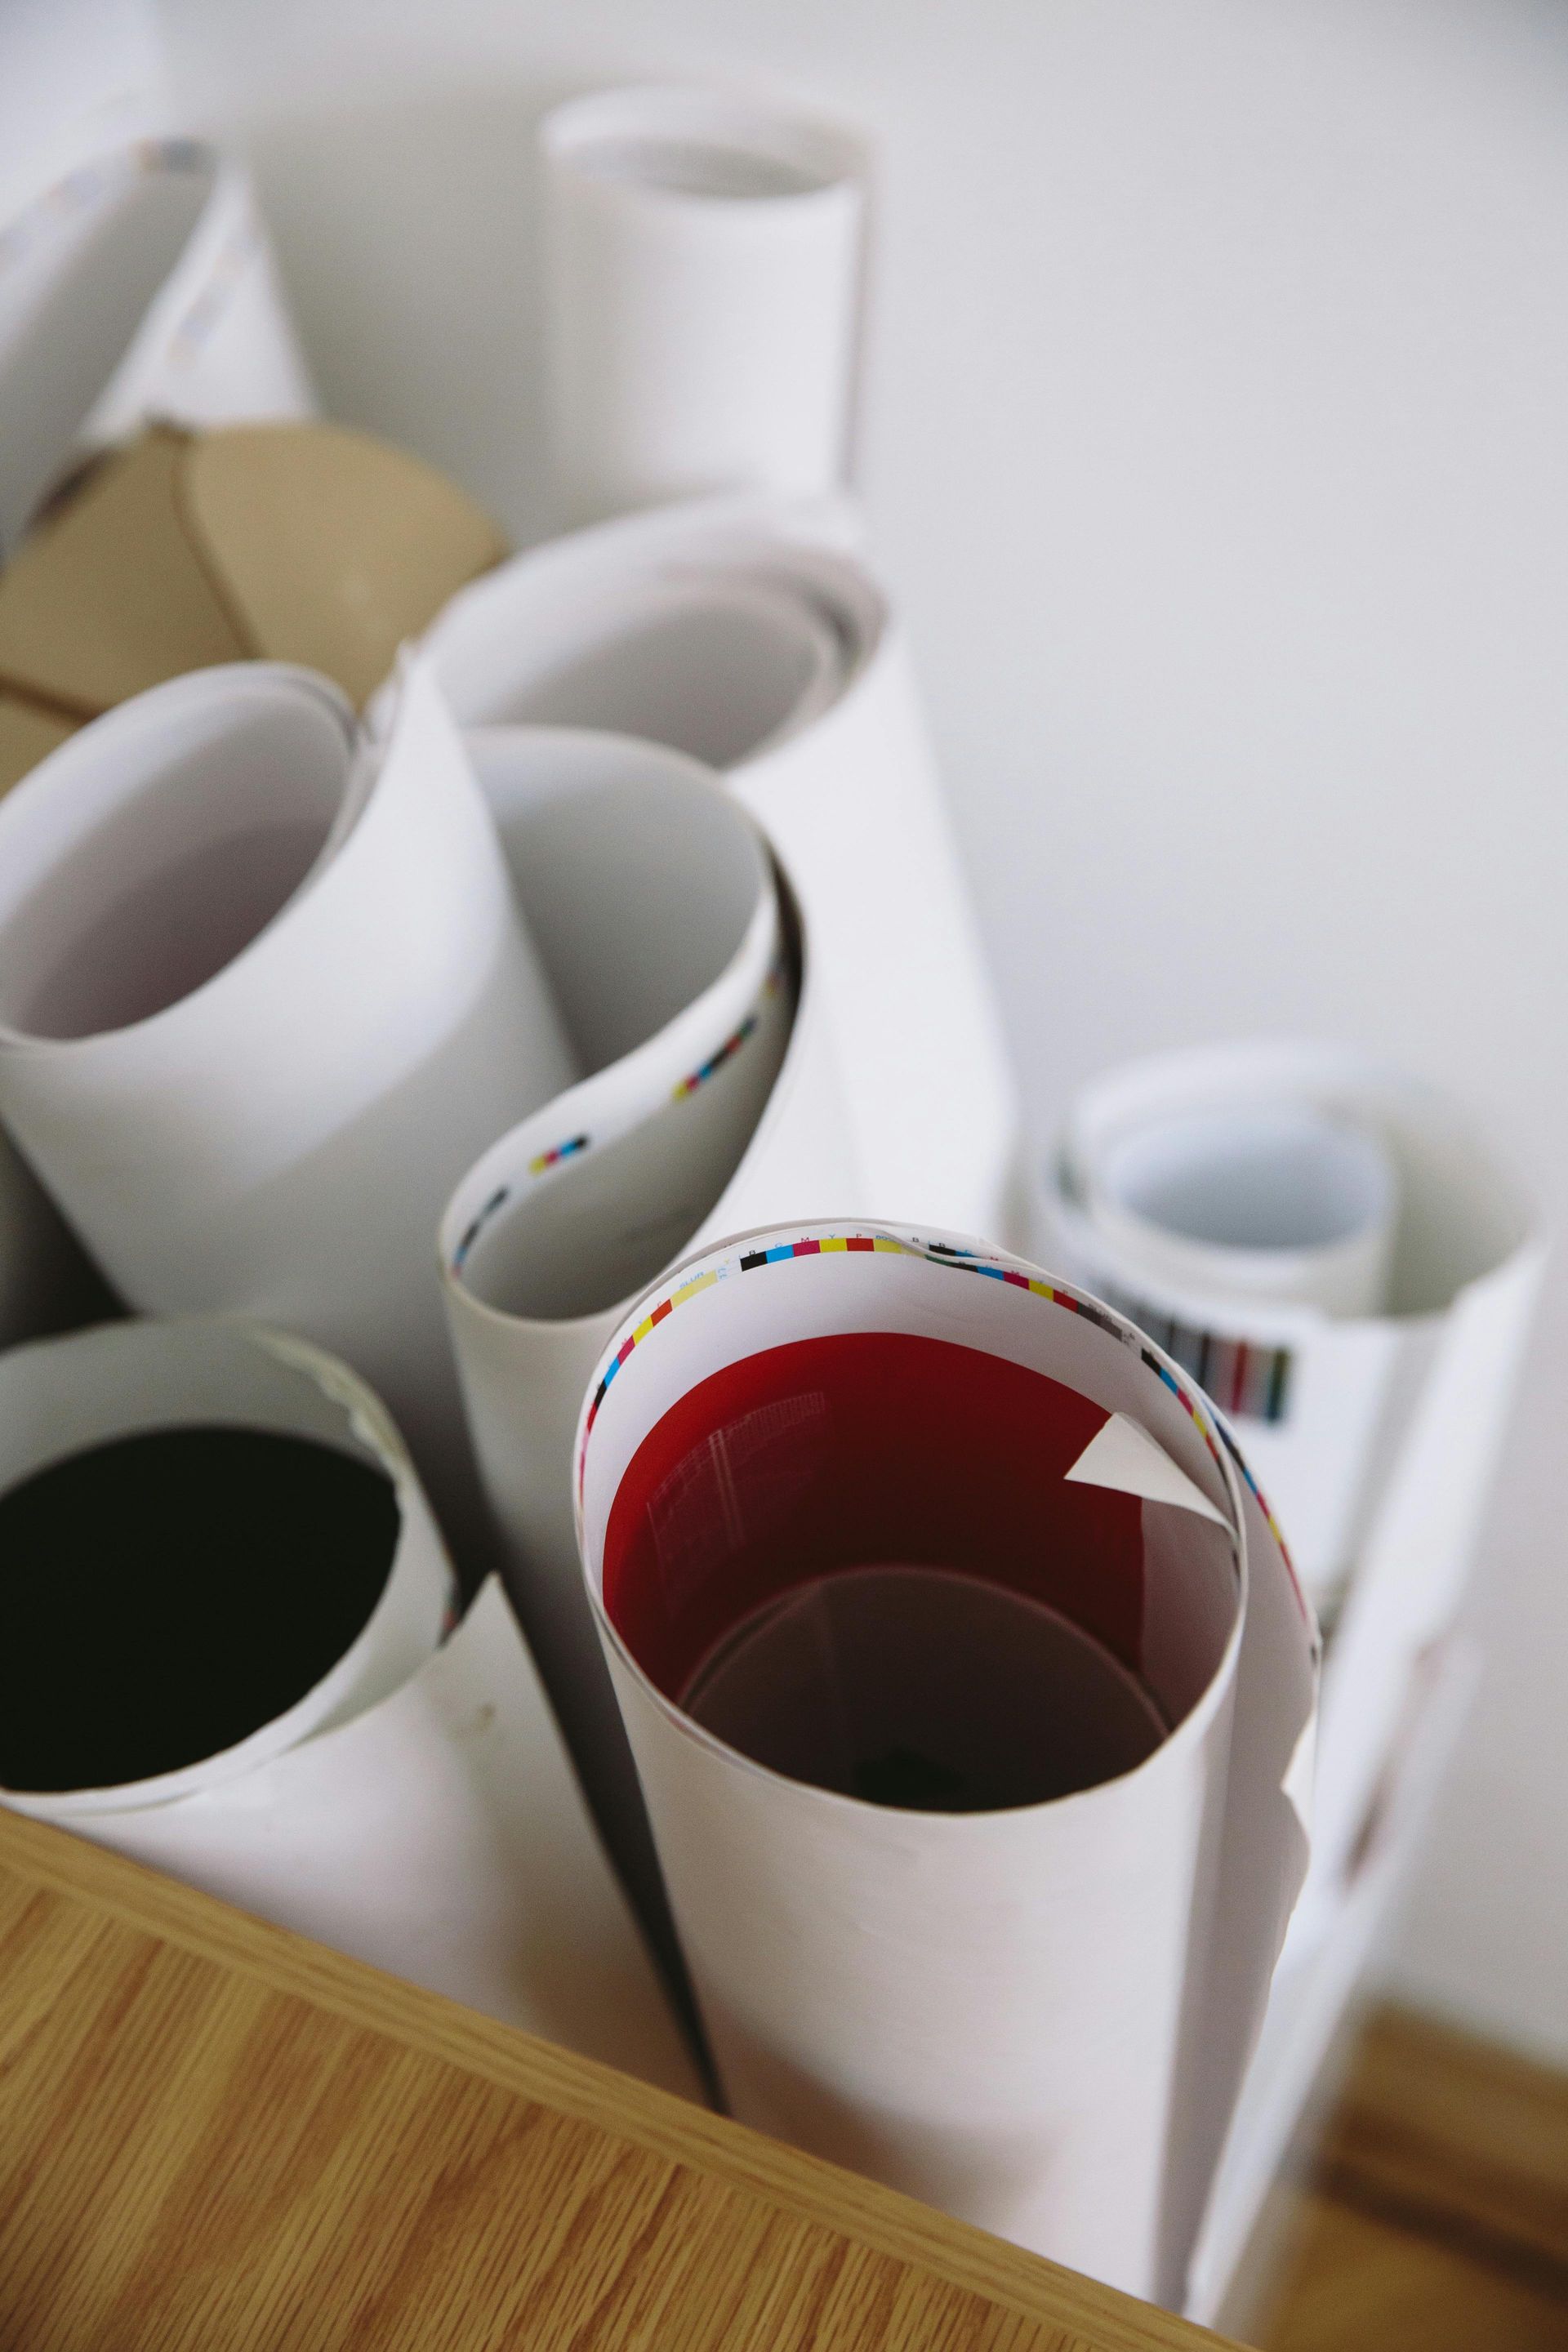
[18,0,1568,2062]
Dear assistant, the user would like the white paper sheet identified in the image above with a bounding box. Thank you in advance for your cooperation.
[442,727,863,1932]
[0,136,315,557]
[575,1220,1317,2305]
[1037,1043,1542,1911]
[412,494,1022,1244]
[0,1315,699,2094]
[541,85,866,525]
[0,659,576,1563]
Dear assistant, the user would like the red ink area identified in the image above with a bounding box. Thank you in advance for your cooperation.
[603,1331,1144,1699]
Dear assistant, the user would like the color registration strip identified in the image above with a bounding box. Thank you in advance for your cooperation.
[1097,1280,1293,1426]
[672,1011,759,1101]
[578,1227,1298,1598]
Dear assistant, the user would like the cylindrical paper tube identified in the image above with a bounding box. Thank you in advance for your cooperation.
[0,659,577,1564]
[1086,1098,1397,1318]
[541,86,866,525]
[576,1220,1316,2305]
[413,494,1022,1243]
[0,137,315,556]
[443,727,863,1940]
[1038,1042,1542,1909]
[0,1315,700,2096]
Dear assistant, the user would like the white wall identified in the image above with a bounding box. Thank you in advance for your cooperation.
[152,0,1568,2062]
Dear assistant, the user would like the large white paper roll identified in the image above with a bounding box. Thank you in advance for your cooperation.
[443,728,863,1930]
[0,1316,699,2096]
[575,1220,1316,2305]
[414,495,1022,1243]
[541,86,866,525]
[1038,1042,1543,1910]
[0,137,315,558]
[0,659,576,1560]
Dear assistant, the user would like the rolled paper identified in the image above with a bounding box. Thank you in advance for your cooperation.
[0,658,576,1563]
[1087,1098,1397,1318]
[575,1219,1317,2306]
[0,137,314,557]
[413,494,1022,1244]
[1038,1041,1543,1911]
[541,85,866,524]
[0,1315,700,2097]
[443,726,863,1936]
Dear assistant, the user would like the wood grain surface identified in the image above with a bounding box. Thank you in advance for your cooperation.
[0,1806,1238,2352]
[1256,2006,1568,2351]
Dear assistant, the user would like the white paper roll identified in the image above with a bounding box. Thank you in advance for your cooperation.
[1038,1042,1543,1909]
[0,659,577,1560]
[442,728,863,1928]
[0,137,315,557]
[414,495,1022,1243]
[575,1220,1316,2305]
[1088,1098,1397,1318]
[541,86,866,525]
[0,1316,699,2095]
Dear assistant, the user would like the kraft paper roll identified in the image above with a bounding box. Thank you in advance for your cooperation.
[0,1315,700,2096]
[0,658,576,1561]
[576,1220,1317,2306]
[412,493,1022,1244]
[0,136,314,557]
[541,85,866,524]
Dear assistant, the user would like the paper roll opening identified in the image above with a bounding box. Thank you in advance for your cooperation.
[0,671,353,1040]
[543,87,862,207]
[1100,1106,1393,1256]
[0,1318,450,1815]
[471,575,841,768]
[467,727,769,1070]
[601,1326,1238,1788]
[0,1423,399,1794]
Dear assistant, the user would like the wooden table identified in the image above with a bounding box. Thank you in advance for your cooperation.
[0,1806,1240,2350]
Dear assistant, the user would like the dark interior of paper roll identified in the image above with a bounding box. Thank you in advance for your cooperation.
[0,1427,399,1792]
[603,1332,1220,1811]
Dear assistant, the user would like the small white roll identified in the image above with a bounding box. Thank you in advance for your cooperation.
[0,137,315,555]
[541,85,866,523]
[1086,1097,1398,1318]
[0,658,576,1557]
[0,1315,700,2095]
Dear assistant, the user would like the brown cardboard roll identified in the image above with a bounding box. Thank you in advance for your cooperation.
[0,421,506,787]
